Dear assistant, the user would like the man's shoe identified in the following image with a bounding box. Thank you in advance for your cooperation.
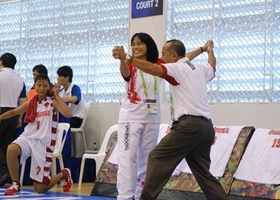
[60,168,73,192]
[0,173,10,186]
[4,181,20,195]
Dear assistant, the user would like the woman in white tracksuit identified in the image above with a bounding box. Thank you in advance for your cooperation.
[115,32,162,200]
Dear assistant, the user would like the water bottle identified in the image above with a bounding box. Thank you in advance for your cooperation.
[93,142,98,150]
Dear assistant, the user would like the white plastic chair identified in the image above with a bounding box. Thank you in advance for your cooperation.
[71,102,90,151]
[78,124,118,190]
[19,122,70,186]
[51,122,71,176]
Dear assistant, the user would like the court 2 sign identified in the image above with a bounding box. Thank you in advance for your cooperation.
[131,0,163,19]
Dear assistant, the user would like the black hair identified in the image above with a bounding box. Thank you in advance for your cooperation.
[0,53,17,69]
[131,32,159,63]
[166,39,186,57]
[33,64,48,76]
[34,73,51,86]
[57,65,73,83]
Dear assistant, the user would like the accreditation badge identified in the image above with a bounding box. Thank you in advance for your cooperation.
[144,99,157,115]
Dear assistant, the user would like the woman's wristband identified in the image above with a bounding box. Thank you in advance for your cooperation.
[200,47,203,53]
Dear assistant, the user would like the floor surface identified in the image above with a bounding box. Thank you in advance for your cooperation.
[0,185,116,200]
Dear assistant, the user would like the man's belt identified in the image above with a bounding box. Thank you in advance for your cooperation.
[178,114,209,121]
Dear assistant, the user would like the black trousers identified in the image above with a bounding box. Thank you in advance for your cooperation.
[140,116,230,200]
[70,117,83,128]
[0,107,18,175]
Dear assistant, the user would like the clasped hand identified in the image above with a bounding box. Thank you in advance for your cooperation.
[112,46,126,61]
[202,40,214,52]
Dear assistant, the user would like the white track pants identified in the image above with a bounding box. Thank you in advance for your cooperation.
[117,122,159,200]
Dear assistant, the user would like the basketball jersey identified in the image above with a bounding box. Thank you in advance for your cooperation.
[234,128,280,184]
[23,96,58,146]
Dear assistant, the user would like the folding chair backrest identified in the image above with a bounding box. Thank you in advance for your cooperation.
[54,122,70,155]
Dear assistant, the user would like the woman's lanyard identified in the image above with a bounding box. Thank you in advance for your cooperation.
[139,70,157,96]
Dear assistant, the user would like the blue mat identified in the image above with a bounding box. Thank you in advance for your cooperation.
[0,187,116,199]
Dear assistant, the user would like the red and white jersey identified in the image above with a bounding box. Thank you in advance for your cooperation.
[234,128,280,184]
[23,96,58,146]
[118,63,162,123]
[210,125,243,176]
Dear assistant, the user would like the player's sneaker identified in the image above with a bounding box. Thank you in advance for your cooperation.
[60,168,73,192]
[4,181,20,195]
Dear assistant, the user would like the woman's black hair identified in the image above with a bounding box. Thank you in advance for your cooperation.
[57,66,73,83]
[131,32,159,63]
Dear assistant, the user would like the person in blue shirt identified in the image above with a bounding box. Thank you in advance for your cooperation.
[57,65,85,128]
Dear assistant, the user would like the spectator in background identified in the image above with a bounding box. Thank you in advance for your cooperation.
[0,53,25,186]
[27,64,49,100]
[57,65,85,128]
